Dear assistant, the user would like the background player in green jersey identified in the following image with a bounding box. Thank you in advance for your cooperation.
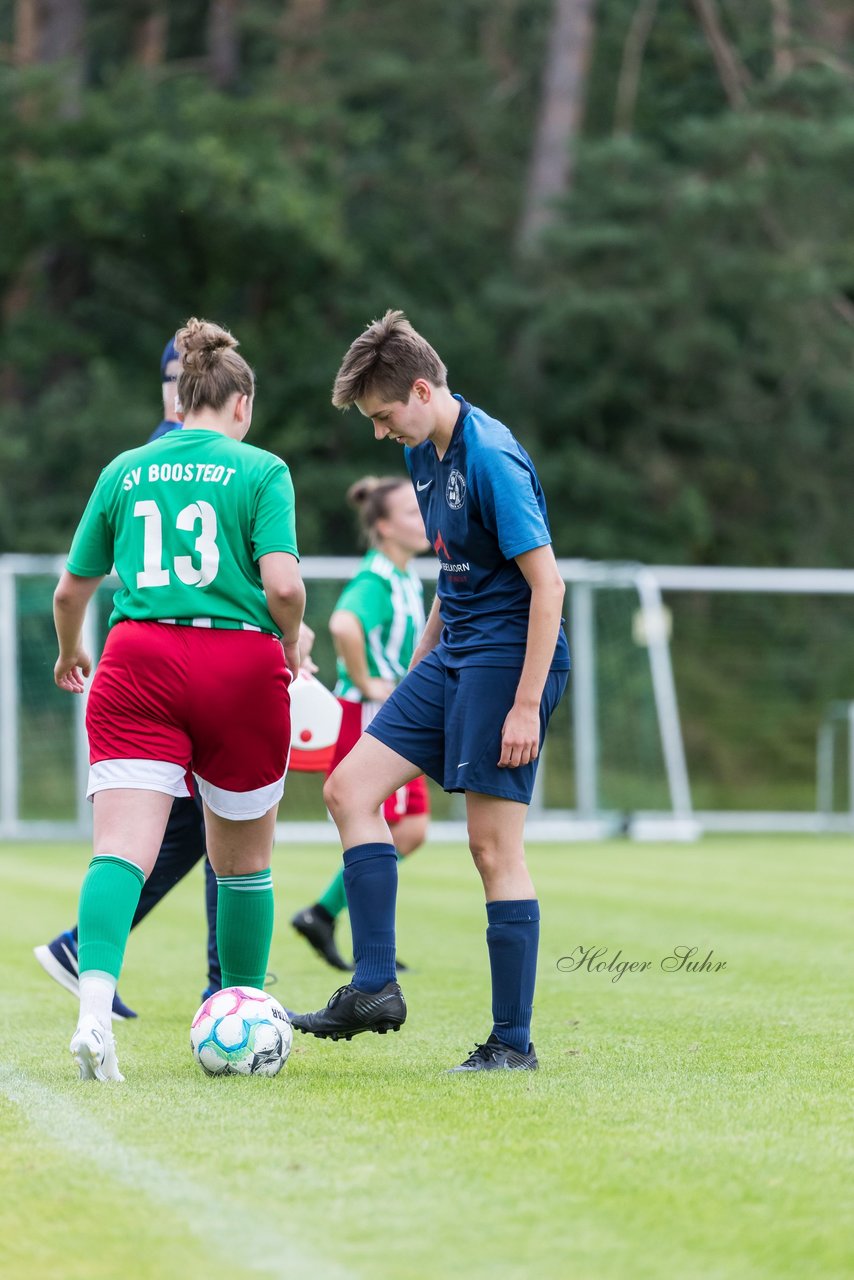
[291,476,431,970]
[54,318,305,1081]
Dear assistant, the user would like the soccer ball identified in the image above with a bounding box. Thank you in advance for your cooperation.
[190,986,293,1077]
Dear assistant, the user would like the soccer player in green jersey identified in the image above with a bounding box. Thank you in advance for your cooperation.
[291,476,431,970]
[36,334,220,1019]
[54,318,305,1081]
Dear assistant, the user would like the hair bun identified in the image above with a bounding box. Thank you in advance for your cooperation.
[176,318,238,372]
[346,476,382,508]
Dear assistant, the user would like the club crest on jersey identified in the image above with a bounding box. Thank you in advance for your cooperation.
[446,469,466,510]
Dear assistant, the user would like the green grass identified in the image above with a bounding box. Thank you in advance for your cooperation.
[1,837,851,1280]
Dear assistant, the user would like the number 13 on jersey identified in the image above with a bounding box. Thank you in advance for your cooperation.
[135,499,220,589]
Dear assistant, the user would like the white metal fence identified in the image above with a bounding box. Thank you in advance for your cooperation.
[3,554,853,841]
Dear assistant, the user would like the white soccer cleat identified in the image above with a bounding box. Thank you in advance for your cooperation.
[70,1014,125,1082]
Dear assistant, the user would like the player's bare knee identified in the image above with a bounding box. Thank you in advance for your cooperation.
[322,772,346,819]
[396,833,425,857]
[394,815,428,857]
[468,837,502,880]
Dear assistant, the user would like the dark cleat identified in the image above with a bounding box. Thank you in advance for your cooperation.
[290,981,406,1041]
[448,1033,539,1073]
[290,906,354,972]
[34,932,137,1021]
[109,989,138,1021]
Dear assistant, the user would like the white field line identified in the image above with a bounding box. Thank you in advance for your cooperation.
[0,1065,352,1280]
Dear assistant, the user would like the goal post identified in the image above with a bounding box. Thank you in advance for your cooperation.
[651,565,854,834]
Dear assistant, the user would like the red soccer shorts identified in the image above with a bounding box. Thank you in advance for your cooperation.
[85,621,291,820]
[329,697,430,824]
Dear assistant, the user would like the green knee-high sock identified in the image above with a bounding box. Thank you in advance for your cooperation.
[77,855,146,979]
[316,865,348,919]
[317,854,406,920]
[216,869,274,989]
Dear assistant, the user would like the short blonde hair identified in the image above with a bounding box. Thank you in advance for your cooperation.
[332,310,447,409]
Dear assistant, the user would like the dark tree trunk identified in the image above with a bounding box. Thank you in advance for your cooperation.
[279,0,328,76]
[133,4,168,71]
[208,0,242,90]
[14,0,85,117]
[517,0,598,253]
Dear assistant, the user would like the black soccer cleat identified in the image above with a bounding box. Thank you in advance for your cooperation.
[290,906,354,972]
[290,981,406,1041]
[448,1033,539,1072]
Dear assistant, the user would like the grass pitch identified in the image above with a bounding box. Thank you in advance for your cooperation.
[1,836,851,1280]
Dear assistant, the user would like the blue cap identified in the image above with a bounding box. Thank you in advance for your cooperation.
[160,335,179,380]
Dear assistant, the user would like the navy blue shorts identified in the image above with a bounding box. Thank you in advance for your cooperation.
[365,650,568,805]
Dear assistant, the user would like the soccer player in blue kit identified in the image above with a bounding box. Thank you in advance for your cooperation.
[291,311,570,1071]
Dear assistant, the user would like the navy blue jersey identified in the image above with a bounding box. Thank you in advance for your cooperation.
[148,418,181,442]
[405,396,570,669]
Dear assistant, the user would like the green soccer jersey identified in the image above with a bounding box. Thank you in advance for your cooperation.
[334,550,426,700]
[66,428,299,635]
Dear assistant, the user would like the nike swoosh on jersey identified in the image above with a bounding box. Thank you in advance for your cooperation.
[416,479,433,491]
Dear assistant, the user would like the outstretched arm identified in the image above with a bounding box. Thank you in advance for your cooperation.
[329,609,394,701]
[53,571,102,692]
[260,551,306,679]
[409,593,443,668]
[499,545,565,769]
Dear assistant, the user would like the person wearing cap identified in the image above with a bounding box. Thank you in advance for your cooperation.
[149,335,183,441]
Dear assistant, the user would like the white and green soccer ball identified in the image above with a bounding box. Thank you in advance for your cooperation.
[190,986,292,1077]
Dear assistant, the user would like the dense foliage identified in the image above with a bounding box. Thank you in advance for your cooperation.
[1,0,852,567]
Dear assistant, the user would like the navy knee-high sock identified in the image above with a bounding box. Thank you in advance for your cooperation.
[204,857,221,987]
[486,899,540,1052]
[343,843,398,993]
